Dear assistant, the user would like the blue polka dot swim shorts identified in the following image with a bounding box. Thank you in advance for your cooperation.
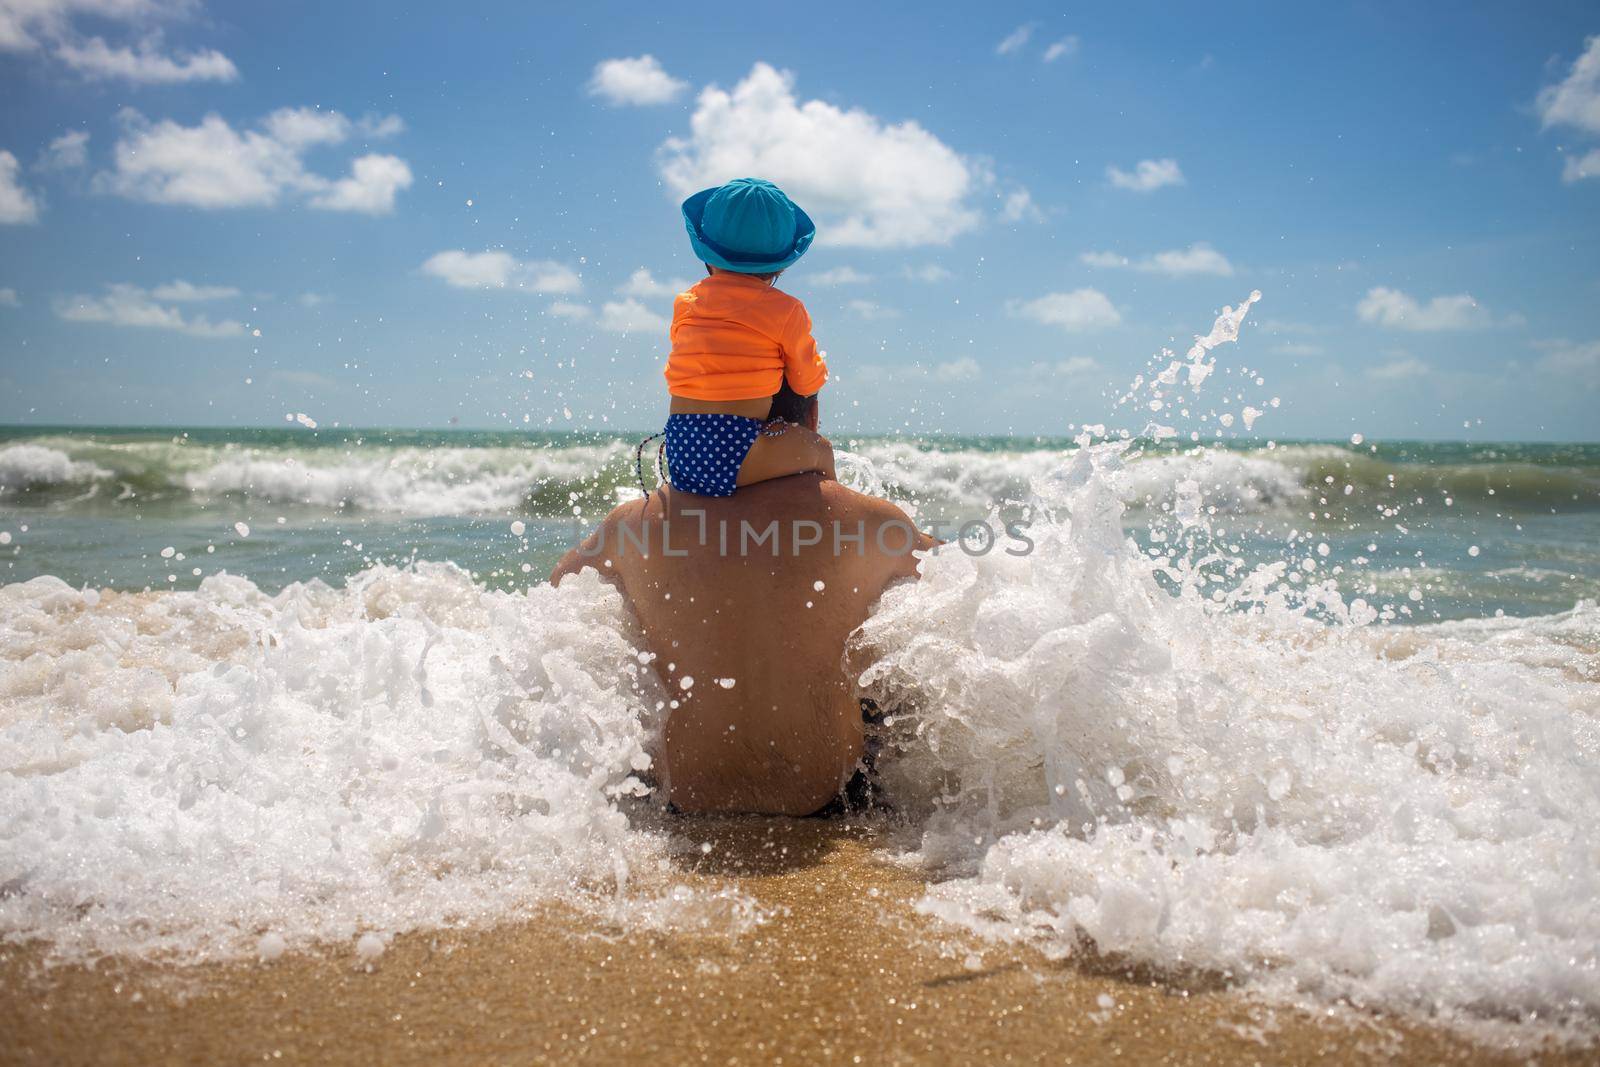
[661,413,764,497]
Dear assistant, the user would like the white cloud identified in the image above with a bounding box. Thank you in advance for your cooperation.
[0,1,239,85]
[1008,288,1121,332]
[547,301,592,319]
[54,282,244,338]
[1366,356,1429,381]
[1,1,184,51]
[98,111,288,207]
[658,63,986,249]
[1000,187,1042,222]
[0,150,42,223]
[359,113,405,139]
[1534,339,1600,389]
[995,24,1033,56]
[250,109,402,148]
[809,266,873,287]
[1147,245,1234,276]
[848,299,898,320]
[933,356,980,382]
[420,250,583,294]
[617,267,692,298]
[1563,148,1600,183]
[0,287,19,307]
[423,251,511,288]
[309,154,413,214]
[1079,243,1234,277]
[904,264,951,283]
[1356,287,1492,331]
[55,35,236,83]
[1055,356,1100,376]
[150,279,238,301]
[1537,36,1600,135]
[1079,251,1129,269]
[1043,36,1079,63]
[38,129,89,170]
[262,106,351,148]
[588,55,687,106]
[1106,157,1184,192]
[96,107,412,213]
[599,298,668,334]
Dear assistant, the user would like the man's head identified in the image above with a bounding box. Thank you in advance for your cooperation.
[768,381,818,431]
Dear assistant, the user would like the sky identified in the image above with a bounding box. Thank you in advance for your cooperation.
[0,1,1598,441]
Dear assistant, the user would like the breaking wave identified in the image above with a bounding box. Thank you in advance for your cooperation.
[5,434,1595,521]
[0,564,677,962]
[852,441,1600,1039]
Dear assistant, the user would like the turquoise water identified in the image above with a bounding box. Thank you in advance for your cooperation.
[2,426,1598,622]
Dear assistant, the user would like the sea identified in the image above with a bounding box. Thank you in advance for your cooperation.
[2,408,1598,1036]
[2,427,1597,620]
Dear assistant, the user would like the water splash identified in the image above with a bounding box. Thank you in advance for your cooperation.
[0,563,676,962]
[847,295,1600,1037]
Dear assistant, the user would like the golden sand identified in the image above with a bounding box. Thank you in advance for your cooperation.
[0,819,1585,1066]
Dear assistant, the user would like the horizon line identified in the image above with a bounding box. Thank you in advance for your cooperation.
[1,422,1596,447]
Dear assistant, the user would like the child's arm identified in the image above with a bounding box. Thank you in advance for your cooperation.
[737,423,836,487]
[780,302,828,396]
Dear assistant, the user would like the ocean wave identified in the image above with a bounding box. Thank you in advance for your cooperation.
[845,440,1311,516]
[0,562,674,962]
[846,438,1600,519]
[851,442,1600,1033]
[0,437,635,516]
[1290,448,1600,511]
[0,444,110,495]
[3,433,1595,519]
[178,442,631,514]
[1119,446,1314,512]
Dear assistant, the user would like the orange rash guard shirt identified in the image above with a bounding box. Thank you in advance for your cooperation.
[663,272,828,401]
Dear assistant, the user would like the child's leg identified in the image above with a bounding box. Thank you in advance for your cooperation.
[736,423,836,487]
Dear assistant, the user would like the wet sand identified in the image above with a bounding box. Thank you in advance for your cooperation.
[0,819,1585,1066]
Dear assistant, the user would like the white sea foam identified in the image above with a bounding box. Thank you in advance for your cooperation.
[1116,446,1313,513]
[8,432,1586,526]
[178,442,630,514]
[0,437,633,515]
[0,444,109,494]
[0,562,680,962]
[851,440,1600,1034]
[845,440,1311,517]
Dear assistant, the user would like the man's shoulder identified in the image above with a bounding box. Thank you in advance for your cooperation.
[815,479,914,523]
[601,493,655,529]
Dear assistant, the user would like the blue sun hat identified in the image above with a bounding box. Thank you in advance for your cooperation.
[682,177,815,274]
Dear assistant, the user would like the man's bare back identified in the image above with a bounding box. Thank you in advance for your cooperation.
[550,475,929,816]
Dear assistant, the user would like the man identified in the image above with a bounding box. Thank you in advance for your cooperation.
[550,389,933,816]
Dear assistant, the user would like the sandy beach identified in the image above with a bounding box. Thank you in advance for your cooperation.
[1,818,1584,1067]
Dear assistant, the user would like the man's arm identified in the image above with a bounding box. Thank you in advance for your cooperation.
[549,517,618,587]
[838,486,934,579]
[847,490,939,581]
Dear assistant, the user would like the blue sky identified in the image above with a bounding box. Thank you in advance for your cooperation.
[1,1,1597,440]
